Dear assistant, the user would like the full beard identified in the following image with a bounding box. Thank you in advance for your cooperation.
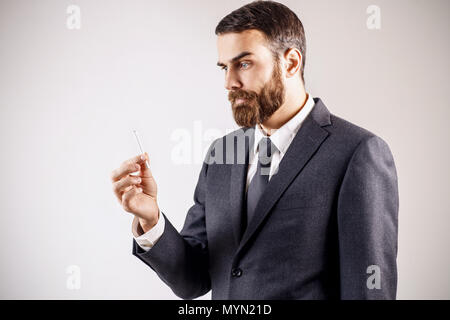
[228,62,286,128]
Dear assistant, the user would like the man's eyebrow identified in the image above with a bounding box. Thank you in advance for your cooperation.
[217,51,253,67]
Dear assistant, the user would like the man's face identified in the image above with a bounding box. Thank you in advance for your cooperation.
[217,29,286,128]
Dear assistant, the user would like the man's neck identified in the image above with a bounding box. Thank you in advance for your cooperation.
[260,90,308,136]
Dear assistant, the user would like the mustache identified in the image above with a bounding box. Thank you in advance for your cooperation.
[228,89,258,103]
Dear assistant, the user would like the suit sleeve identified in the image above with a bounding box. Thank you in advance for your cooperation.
[132,140,218,300]
[337,135,399,299]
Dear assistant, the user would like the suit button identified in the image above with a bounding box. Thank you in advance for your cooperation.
[231,268,242,277]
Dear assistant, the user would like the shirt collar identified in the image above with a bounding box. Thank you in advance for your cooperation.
[253,93,315,156]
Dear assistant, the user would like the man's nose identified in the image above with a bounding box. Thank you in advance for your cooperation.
[224,71,242,91]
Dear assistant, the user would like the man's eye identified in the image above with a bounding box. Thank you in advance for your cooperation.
[240,62,250,69]
[221,66,228,71]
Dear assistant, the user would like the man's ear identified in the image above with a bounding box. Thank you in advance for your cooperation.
[283,48,302,79]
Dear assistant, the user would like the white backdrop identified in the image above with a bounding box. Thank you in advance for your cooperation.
[0,0,449,299]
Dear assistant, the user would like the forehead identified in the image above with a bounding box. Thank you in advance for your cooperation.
[216,29,272,63]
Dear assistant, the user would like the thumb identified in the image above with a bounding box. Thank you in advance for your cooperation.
[139,152,153,178]
[138,152,157,198]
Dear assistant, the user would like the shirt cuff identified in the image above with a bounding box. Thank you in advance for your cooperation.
[131,210,165,251]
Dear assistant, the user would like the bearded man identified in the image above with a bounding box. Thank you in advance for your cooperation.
[111,0,399,300]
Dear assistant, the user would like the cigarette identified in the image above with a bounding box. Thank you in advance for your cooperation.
[133,130,150,169]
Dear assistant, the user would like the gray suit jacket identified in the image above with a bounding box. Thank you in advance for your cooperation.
[132,98,399,300]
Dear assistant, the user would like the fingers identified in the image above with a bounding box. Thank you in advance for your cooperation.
[112,175,142,203]
[110,153,149,182]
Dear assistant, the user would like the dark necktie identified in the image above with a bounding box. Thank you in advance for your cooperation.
[245,137,277,227]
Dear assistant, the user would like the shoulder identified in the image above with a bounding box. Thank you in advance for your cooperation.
[202,127,254,165]
[327,114,395,167]
[328,111,393,150]
[311,97,394,162]
[329,113,376,142]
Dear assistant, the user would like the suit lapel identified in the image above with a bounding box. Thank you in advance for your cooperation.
[235,98,332,255]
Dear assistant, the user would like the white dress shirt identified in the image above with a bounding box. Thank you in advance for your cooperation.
[132,93,316,251]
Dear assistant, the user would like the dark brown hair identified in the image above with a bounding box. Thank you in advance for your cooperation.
[215,0,306,83]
